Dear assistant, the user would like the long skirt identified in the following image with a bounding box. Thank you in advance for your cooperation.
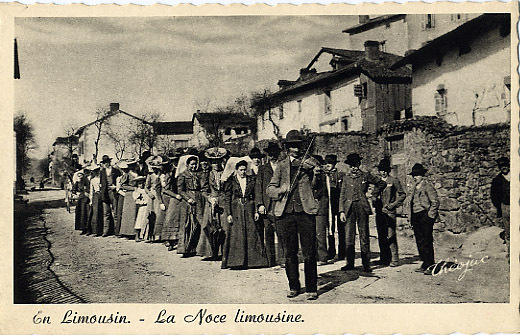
[119,192,138,236]
[197,195,226,258]
[177,202,201,255]
[227,199,268,269]
[114,193,125,236]
[162,196,182,241]
[89,193,103,236]
[153,194,169,240]
[75,197,90,231]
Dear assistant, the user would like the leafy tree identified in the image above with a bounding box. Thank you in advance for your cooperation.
[14,113,36,190]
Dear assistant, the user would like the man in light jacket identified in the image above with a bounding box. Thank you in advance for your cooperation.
[267,130,319,300]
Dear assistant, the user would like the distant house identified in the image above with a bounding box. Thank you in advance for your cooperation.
[391,13,511,126]
[153,121,193,155]
[255,42,411,141]
[191,112,255,148]
[75,103,153,163]
[344,14,483,56]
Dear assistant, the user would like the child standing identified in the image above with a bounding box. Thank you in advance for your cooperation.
[133,176,149,242]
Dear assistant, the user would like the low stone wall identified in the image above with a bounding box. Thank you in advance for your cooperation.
[308,118,510,234]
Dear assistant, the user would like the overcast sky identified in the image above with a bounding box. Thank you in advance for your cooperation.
[15,16,357,158]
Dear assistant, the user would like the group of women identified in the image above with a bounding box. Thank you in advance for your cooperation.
[72,147,271,270]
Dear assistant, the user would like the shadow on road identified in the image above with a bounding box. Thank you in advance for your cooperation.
[316,269,360,295]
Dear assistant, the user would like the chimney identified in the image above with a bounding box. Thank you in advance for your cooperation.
[364,40,380,61]
[358,15,370,24]
[110,103,120,112]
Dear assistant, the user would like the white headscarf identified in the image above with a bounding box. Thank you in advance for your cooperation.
[220,156,255,183]
[174,155,199,178]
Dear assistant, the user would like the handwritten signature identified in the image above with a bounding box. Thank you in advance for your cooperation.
[427,255,490,281]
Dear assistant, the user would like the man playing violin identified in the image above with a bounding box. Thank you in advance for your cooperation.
[267,129,320,301]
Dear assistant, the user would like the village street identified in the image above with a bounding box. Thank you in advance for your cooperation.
[16,188,509,305]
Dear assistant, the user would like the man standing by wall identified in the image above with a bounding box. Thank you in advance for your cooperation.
[373,158,406,267]
[267,130,320,300]
[339,153,386,273]
[255,141,283,267]
[100,155,120,237]
[491,157,510,260]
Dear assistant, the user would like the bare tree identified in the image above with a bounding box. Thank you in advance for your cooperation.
[250,89,282,139]
[92,106,111,163]
[129,112,161,157]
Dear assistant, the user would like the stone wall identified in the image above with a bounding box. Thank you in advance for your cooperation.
[307,118,510,233]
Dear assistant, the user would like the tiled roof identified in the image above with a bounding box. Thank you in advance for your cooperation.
[154,121,193,135]
[53,135,78,146]
[193,112,255,126]
[342,14,406,35]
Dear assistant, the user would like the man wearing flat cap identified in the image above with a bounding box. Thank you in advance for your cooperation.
[373,158,406,267]
[339,153,386,273]
[100,154,120,237]
[491,157,510,259]
[255,141,283,267]
[267,130,320,300]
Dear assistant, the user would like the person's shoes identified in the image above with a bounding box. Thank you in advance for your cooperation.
[423,268,433,275]
[363,266,372,273]
[318,261,329,266]
[280,263,286,269]
[373,259,390,266]
[167,245,174,251]
[306,292,318,301]
[334,256,345,261]
[340,264,355,271]
[102,234,108,237]
[389,261,399,267]
[80,231,87,235]
[414,267,425,273]
[287,289,300,298]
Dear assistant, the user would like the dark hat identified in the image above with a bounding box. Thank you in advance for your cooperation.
[496,157,510,167]
[377,158,392,172]
[283,129,305,144]
[263,141,281,154]
[139,150,152,163]
[344,153,362,167]
[325,154,338,164]
[313,155,324,165]
[205,147,228,160]
[249,147,266,159]
[101,155,112,164]
[410,163,428,176]
[187,148,199,156]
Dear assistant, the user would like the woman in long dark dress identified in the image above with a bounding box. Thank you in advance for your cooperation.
[197,148,228,260]
[162,162,183,251]
[224,160,268,269]
[118,164,140,237]
[176,155,205,257]
[145,156,167,242]
[88,165,103,236]
[73,170,90,235]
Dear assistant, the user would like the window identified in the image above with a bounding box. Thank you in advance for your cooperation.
[297,100,302,113]
[434,85,448,117]
[341,117,348,131]
[278,105,284,119]
[422,14,435,30]
[224,128,232,135]
[386,134,404,153]
[379,40,387,52]
[324,90,332,114]
[451,13,468,22]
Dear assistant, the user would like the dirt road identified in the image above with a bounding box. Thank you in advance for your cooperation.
[17,189,509,304]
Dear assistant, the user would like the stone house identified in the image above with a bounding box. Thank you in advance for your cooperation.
[76,103,153,163]
[153,121,193,155]
[391,13,511,126]
[255,42,411,141]
[190,112,255,148]
[344,14,482,56]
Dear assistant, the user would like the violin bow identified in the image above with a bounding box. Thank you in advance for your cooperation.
[286,135,316,195]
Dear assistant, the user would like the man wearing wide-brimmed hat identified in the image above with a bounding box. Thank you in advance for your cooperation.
[339,153,386,273]
[373,158,406,267]
[100,154,121,237]
[248,147,265,175]
[267,130,320,300]
[408,163,439,275]
[255,141,283,267]
[491,156,510,259]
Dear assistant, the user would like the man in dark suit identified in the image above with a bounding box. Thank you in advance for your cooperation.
[267,130,320,300]
[373,158,406,267]
[491,157,510,259]
[99,154,120,237]
[255,141,283,267]
[339,153,386,272]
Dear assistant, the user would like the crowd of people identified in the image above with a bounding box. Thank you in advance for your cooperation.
[67,129,510,301]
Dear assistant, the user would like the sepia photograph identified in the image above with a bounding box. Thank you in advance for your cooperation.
[12,11,514,307]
